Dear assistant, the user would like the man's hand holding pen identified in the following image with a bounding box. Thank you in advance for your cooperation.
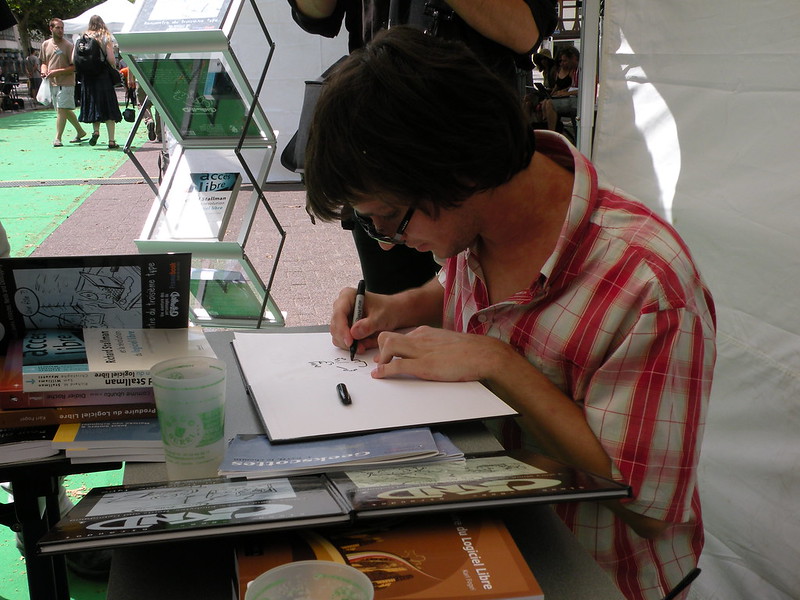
[331,278,505,384]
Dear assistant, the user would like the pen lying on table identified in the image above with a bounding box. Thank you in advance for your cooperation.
[336,382,352,406]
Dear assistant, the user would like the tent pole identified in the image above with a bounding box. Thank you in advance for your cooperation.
[577,0,601,157]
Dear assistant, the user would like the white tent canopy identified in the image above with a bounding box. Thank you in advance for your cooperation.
[63,0,138,35]
[592,1,800,598]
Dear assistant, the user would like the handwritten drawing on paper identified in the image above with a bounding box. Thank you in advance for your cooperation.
[232,331,517,442]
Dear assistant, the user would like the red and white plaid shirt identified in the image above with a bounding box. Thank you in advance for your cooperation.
[441,131,716,600]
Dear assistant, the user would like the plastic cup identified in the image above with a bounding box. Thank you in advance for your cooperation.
[151,355,226,480]
[244,560,374,600]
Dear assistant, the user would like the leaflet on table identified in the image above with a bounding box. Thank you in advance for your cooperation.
[19,327,215,392]
[0,253,192,353]
[38,452,631,555]
[231,331,517,441]
[218,427,464,479]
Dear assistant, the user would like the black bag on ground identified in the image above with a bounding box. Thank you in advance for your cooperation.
[74,34,106,77]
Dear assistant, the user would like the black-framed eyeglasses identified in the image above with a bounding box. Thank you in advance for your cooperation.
[353,207,415,245]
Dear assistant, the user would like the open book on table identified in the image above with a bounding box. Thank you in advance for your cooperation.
[37,451,630,555]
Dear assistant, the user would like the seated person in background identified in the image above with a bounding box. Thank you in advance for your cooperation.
[524,47,557,126]
[304,28,716,600]
[543,45,580,132]
[533,47,556,88]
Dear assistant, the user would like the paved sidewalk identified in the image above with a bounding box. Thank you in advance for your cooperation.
[31,142,362,328]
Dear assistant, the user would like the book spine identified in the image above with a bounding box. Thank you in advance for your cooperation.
[0,403,157,429]
[1,386,155,409]
[21,369,152,392]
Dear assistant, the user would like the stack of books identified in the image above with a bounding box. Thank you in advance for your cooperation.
[0,253,197,435]
[52,418,165,464]
[0,253,200,464]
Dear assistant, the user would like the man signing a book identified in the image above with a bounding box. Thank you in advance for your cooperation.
[304,28,716,600]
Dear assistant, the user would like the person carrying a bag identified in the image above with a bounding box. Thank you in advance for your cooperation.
[39,18,88,147]
[75,15,122,149]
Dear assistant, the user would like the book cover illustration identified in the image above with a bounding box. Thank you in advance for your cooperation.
[164,171,241,240]
[19,327,215,391]
[235,512,543,600]
[218,427,463,479]
[329,453,631,517]
[0,253,192,351]
[52,419,163,450]
[37,452,629,555]
[37,476,351,554]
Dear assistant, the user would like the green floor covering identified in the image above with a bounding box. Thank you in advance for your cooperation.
[0,104,146,598]
[0,106,147,256]
[1,467,124,600]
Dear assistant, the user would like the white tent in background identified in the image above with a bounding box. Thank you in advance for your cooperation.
[591,2,800,599]
[63,0,137,35]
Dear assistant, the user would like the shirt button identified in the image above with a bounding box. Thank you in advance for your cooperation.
[477,314,488,323]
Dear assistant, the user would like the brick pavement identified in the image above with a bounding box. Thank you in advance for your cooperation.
[32,142,362,328]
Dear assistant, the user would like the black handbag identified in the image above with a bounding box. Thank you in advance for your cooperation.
[122,98,135,122]
[280,56,347,174]
[107,62,123,87]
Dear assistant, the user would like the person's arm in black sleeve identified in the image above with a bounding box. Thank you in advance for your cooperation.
[445,0,557,53]
[287,0,346,38]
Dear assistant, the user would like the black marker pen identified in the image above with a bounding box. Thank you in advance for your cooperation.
[349,279,366,360]
[336,382,352,406]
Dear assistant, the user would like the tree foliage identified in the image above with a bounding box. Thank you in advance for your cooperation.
[8,0,101,53]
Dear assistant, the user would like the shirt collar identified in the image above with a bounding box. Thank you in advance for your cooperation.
[533,131,598,284]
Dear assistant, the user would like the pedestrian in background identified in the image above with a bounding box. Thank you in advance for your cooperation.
[77,15,122,149]
[40,18,88,147]
[25,48,42,100]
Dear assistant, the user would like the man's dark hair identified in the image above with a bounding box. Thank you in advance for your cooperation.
[305,27,535,222]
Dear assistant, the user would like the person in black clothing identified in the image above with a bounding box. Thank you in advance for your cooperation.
[288,0,557,295]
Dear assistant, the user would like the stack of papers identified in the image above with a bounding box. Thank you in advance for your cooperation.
[218,427,464,479]
[52,419,165,464]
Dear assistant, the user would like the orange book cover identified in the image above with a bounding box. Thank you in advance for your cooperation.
[235,512,543,600]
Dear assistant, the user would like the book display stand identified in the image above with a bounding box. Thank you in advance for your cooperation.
[117,0,285,329]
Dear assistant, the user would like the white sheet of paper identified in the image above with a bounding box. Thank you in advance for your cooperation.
[232,332,517,441]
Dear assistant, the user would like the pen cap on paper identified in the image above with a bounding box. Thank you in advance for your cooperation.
[245,560,374,600]
[151,355,227,481]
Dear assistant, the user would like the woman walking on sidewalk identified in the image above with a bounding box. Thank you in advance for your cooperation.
[76,15,122,149]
